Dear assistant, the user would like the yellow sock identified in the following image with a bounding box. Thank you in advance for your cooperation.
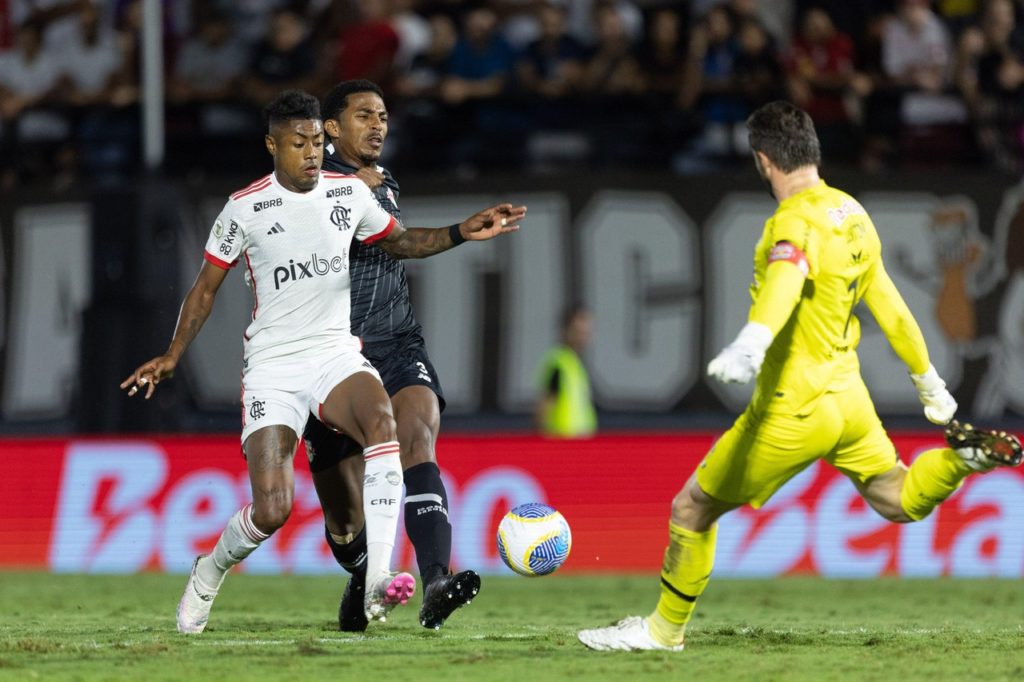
[900,447,972,521]
[646,522,717,647]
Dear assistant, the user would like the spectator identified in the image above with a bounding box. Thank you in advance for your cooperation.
[733,19,785,114]
[63,0,147,182]
[0,19,67,184]
[726,0,794,47]
[18,0,107,52]
[168,10,248,105]
[391,0,431,73]
[392,12,458,170]
[691,0,795,46]
[440,6,515,106]
[513,1,589,167]
[882,0,953,95]
[394,12,457,99]
[635,5,688,101]
[440,5,520,171]
[563,0,643,46]
[242,7,317,106]
[493,0,547,49]
[61,2,126,107]
[955,0,1024,170]
[516,1,586,100]
[535,305,597,439]
[860,0,967,168]
[675,5,744,172]
[0,19,62,121]
[109,0,154,109]
[581,0,642,96]
[787,7,860,160]
[793,0,888,58]
[47,1,131,185]
[333,0,400,87]
[679,5,740,113]
[165,8,253,172]
[956,0,1024,106]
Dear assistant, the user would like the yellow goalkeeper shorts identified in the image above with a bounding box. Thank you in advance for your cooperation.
[696,376,900,508]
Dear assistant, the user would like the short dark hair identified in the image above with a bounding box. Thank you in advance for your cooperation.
[322,80,385,121]
[263,89,320,129]
[746,101,821,172]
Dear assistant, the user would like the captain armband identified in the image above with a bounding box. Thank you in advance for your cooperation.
[767,241,809,276]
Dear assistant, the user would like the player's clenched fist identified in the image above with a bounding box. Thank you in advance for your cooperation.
[120,355,177,399]
[707,322,774,385]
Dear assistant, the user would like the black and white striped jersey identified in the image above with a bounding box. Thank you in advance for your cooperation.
[323,145,421,343]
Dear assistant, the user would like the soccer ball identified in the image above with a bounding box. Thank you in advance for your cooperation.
[496,503,572,576]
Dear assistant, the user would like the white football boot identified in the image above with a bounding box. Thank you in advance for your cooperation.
[176,555,218,634]
[364,571,416,623]
[578,616,685,652]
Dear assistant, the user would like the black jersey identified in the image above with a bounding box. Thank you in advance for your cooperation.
[322,143,420,342]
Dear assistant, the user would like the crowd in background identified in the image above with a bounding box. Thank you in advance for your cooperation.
[1,0,1024,187]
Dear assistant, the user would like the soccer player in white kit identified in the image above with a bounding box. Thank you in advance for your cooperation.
[120,90,525,634]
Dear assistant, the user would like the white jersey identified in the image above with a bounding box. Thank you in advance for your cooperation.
[204,171,397,365]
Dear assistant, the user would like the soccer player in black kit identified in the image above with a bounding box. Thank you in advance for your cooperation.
[305,80,481,631]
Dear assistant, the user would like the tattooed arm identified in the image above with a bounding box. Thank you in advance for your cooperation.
[376,203,527,259]
[120,261,229,398]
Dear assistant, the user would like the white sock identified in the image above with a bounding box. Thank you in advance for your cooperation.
[195,504,269,595]
[362,441,403,579]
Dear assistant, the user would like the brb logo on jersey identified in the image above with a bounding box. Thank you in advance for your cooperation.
[273,253,346,289]
[253,198,283,212]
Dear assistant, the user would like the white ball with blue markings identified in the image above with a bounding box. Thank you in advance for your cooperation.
[496,503,572,577]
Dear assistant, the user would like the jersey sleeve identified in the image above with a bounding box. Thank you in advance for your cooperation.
[352,182,399,244]
[768,211,820,279]
[748,259,806,334]
[203,201,247,269]
[861,259,930,375]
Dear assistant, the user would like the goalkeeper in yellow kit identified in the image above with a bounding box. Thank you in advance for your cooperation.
[579,101,1023,652]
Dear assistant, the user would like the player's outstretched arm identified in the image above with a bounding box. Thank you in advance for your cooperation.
[120,261,229,399]
[862,262,957,423]
[862,262,930,372]
[377,203,527,259]
[708,256,805,384]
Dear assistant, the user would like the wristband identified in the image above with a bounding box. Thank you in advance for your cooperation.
[448,223,466,246]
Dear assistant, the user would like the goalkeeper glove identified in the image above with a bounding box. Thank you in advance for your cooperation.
[707,322,774,384]
[909,364,957,424]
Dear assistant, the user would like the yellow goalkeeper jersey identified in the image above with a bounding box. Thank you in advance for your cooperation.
[747,180,928,416]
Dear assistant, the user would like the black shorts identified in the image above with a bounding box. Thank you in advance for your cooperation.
[304,332,445,473]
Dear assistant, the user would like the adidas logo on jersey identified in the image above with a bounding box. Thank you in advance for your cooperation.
[267,223,286,235]
[273,252,346,289]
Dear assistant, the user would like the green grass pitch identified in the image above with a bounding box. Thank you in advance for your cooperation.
[0,573,1021,681]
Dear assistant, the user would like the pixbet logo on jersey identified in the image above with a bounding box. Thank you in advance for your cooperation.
[273,252,346,289]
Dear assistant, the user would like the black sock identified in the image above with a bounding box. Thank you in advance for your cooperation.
[325,526,367,576]
[403,462,452,585]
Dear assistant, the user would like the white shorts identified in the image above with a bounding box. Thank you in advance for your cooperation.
[239,346,383,444]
